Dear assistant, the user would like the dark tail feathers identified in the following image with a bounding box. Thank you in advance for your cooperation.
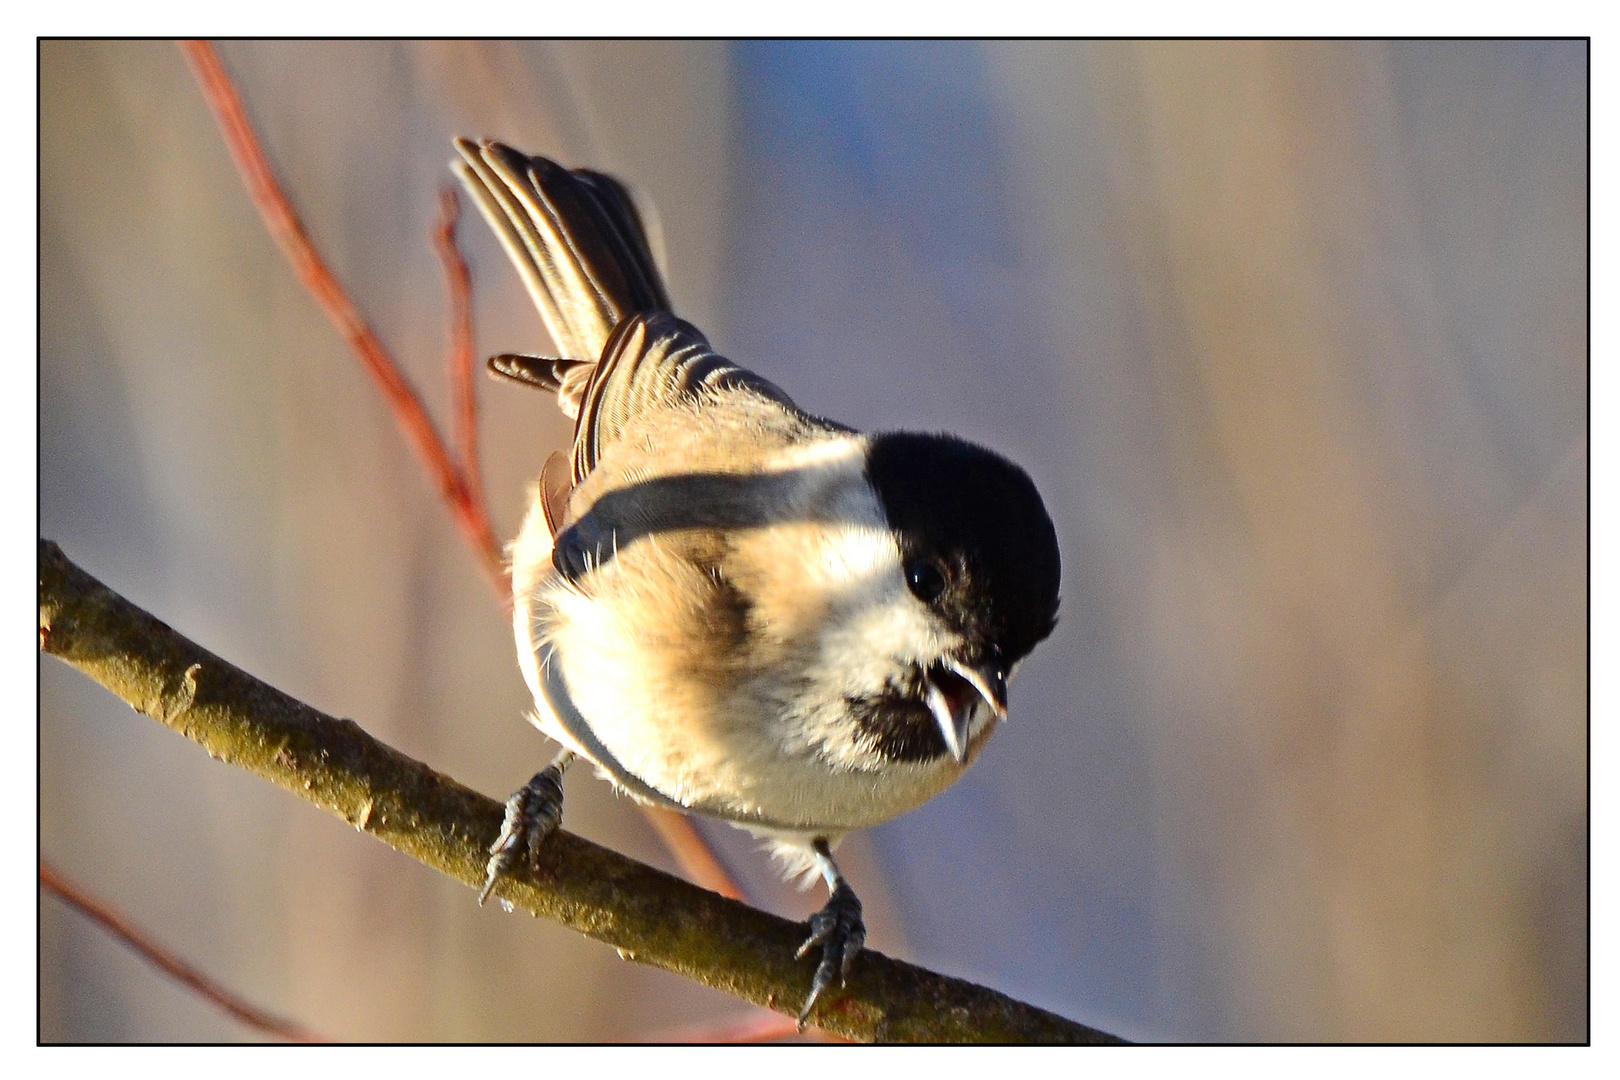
[452,138,671,365]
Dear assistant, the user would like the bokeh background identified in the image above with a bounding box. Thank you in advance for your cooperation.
[39,40,1587,1042]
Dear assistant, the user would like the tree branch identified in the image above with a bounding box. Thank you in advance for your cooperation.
[38,539,1123,1044]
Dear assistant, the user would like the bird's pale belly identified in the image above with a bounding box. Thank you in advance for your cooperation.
[532,585,980,834]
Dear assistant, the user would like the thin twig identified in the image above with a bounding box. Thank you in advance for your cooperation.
[39,861,323,1043]
[431,187,486,527]
[38,540,1124,1044]
[178,40,506,600]
[647,1009,829,1043]
[641,807,745,902]
[178,38,748,906]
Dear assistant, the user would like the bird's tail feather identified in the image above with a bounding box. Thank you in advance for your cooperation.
[452,137,670,365]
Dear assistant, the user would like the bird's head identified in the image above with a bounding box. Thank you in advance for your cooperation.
[832,432,1061,766]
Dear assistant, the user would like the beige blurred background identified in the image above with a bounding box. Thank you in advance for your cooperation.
[39,40,1585,1042]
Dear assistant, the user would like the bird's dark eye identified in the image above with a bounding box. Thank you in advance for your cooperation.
[905,558,947,604]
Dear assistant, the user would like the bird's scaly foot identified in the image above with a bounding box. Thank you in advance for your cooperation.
[479,755,570,905]
[795,880,865,1029]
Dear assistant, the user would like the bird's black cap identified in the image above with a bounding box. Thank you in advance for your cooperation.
[865,432,1061,665]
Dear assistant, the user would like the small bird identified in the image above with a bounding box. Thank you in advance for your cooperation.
[453,138,1061,1027]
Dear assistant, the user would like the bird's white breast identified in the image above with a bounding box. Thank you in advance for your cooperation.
[510,415,982,835]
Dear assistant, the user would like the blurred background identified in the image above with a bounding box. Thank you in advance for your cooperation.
[39,40,1586,1042]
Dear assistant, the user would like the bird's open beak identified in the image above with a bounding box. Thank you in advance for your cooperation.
[923,656,1009,763]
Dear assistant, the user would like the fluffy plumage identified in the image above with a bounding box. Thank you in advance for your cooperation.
[455,137,1061,1018]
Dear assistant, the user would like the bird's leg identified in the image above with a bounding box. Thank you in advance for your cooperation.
[794,837,866,1030]
[479,748,575,905]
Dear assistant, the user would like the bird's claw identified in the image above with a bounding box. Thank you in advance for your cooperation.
[479,764,566,906]
[795,881,865,1029]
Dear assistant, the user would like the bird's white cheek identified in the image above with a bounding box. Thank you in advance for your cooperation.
[821,593,949,683]
[803,527,957,680]
[814,523,899,588]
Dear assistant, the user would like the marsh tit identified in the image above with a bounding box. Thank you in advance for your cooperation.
[452,138,1060,1027]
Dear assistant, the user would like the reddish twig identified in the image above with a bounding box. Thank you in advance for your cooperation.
[431,187,487,525]
[647,1009,831,1044]
[179,38,747,909]
[641,808,744,902]
[40,861,324,1043]
[178,40,507,601]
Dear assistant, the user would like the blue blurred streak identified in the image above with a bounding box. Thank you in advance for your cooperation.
[724,40,1160,1036]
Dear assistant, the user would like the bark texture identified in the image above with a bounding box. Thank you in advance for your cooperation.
[38,538,1123,1044]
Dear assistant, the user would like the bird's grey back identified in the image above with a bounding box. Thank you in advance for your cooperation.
[572,313,798,482]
